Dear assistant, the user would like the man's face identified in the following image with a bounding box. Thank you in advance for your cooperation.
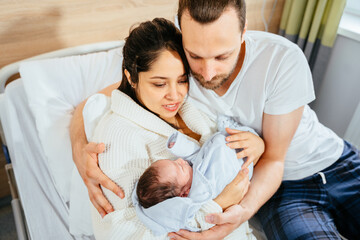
[180,7,243,92]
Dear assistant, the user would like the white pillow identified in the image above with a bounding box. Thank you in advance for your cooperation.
[19,42,124,236]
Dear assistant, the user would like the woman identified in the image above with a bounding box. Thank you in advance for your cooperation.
[85,18,263,239]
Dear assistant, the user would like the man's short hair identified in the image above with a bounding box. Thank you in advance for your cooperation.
[178,0,246,32]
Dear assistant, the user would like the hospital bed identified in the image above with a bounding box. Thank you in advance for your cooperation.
[1,41,359,240]
[0,41,123,239]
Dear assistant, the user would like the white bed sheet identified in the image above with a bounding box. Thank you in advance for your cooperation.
[0,79,93,240]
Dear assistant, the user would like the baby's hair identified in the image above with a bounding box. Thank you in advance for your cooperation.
[137,164,181,208]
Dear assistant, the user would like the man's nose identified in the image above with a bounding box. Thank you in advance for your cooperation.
[201,60,216,81]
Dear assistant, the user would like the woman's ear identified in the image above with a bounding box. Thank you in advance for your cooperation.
[241,19,247,43]
[124,69,134,87]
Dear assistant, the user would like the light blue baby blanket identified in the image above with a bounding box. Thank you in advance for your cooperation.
[132,130,254,235]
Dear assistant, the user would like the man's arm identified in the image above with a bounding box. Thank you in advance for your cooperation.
[169,106,304,240]
[69,82,121,217]
[240,106,304,218]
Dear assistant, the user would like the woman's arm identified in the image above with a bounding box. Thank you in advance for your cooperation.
[186,167,250,232]
[91,119,159,239]
[69,82,122,217]
[213,168,250,210]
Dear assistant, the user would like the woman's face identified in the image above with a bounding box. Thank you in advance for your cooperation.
[134,50,188,123]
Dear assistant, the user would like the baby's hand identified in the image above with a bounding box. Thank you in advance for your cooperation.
[168,142,175,148]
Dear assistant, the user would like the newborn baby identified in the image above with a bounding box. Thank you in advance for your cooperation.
[132,115,257,235]
[136,157,194,208]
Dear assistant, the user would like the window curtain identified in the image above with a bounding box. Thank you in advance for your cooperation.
[278,0,346,92]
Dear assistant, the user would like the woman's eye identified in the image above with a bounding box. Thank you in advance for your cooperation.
[153,83,165,87]
[178,79,188,84]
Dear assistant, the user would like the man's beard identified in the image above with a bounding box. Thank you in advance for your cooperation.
[191,60,238,90]
[192,71,230,90]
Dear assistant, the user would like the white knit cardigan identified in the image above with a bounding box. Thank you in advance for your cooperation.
[90,90,254,240]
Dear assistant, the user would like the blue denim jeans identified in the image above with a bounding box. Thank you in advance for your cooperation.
[257,141,360,240]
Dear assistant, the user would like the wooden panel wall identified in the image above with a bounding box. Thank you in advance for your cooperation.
[248,0,285,33]
[0,0,284,69]
[0,0,179,70]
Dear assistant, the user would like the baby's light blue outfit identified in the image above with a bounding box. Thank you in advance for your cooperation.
[132,116,257,235]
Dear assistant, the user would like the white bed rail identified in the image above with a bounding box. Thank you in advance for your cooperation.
[0,41,123,93]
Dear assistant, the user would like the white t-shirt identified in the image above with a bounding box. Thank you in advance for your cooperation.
[188,31,344,181]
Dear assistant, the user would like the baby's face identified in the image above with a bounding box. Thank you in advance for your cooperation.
[154,158,193,197]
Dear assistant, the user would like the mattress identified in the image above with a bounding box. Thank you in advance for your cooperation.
[0,79,81,240]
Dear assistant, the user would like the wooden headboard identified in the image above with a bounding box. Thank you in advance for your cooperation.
[0,0,284,69]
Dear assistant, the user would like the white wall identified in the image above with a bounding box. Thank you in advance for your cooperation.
[312,34,360,138]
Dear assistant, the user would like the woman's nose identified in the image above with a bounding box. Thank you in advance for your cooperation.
[166,86,181,100]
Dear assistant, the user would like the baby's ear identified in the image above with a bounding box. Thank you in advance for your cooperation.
[180,192,187,197]
[180,189,190,197]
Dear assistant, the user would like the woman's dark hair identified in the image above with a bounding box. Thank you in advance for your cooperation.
[136,164,181,209]
[118,18,189,107]
[177,0,246,33]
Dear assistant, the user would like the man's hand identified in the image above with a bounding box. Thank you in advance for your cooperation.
[168,204,249,240]
[225,128,265,168]
[78,142,124,217]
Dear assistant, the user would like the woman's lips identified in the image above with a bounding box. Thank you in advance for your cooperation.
[163,102,180,112]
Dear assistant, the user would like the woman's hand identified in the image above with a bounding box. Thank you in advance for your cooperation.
[225,128,265,168]
[168,204,251,240]
[76,142,125,217]
[213,168,250,210]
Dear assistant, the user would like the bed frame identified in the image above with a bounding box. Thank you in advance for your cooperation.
[0,41,123,240]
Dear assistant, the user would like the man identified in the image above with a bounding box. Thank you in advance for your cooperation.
[70,0,360,239]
